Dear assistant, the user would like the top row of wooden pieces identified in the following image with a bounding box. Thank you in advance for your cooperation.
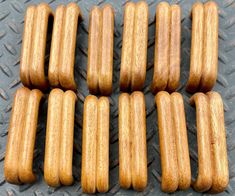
[20,1,218,94]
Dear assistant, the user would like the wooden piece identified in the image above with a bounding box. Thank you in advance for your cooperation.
[120,2,148,91]
[81,95,110,193]
[20,3,53,89]
[118,92,147,191]
[59,90,77,185]
[171,93,191,190]
[155,92,178,192]
[96,97,109,192]
[152,3,181,94]
[207,92,229,193]
[49,3,81,91]
[200,2,218,91]
[44,89,63,187]
[18,89,43,183]
[187,2,218,93]
[4,87,30,184]
[44,89,77,187]
[130,92,147,191]
[87,5,114,95]
[190,93,213,192]
[118,93,131,189]
[155,91,191,192]
[4,87,43,184]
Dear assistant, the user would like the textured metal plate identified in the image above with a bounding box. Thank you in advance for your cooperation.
[0,0,234,195]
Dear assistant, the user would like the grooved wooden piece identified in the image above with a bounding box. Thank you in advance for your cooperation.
[152,2,181,94]
[49,3,81,91]
[87,5,114,95]
[4,87,43,184]
[155,91,191,192]
[119,91,147,191]
[120,2,148,92]
[44,89,77,187]
[81,96,109,193]
[186,1,218,93]
[190,92,228,193]
[20,3,53,89]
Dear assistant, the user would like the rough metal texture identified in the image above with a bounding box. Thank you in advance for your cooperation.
[0,0,234,195]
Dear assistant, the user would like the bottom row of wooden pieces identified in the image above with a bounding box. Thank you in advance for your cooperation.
[4,87,228,193]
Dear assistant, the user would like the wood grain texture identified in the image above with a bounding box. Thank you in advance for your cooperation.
[199,2,218,92]
[96,97,109,192]
[171,93,191,190]
[4,87,43,184]
[81,95,110,193]
[190,92,229,193]
[59,90,77,186]
[118,93,131,189]
[187,1,218,93]
[87,5,114,95]
[119,2,135,91]
[207,92,229,193]
[152,3,181,94]
[190,93,212,192]
[120,2,148,92]
[18,89,43,183]
[29,3,53,89]
[4,87,30,184]
[44,89,63,187]
[59,3,81,90]
[130,92,147,191]
[118,92,147,191]
[44,89,77,187]
[155,91,178,192]
[20,3,53,89]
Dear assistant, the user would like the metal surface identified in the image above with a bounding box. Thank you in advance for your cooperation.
[0,0,234,195]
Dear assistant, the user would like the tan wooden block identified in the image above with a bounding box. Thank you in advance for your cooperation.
[120,2,148,92]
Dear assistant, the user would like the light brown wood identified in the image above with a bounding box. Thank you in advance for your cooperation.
[29,3,53,89]
[171,93,191,190]
[18,89,43,183]
[167,5,181,92]
[118,93,131,189]
[99,5,114,95]
[4,87,30,184]
[207,92,229,193]
[20,3,53,89]
[20,6,35,87]
[152,3,170,93]
[48,5,65,87]
[59,3,81,90]
[130,92,147,191]
[152,3,181,94]
[186,2,204,92]
[81,95,98,193]
[44,89,63,187]
[190,92,229,193]
[4,87,43,184]
[131,2,148,91]
[45,89,77,187]
[199,2,218,91]
[96,97,109,192]
[59,90,77,185]
[190,93,212,192]
[120,2,148,91]
[187,2,218,93]
[87,5,114,95]
[155,91,178,192]
[119,2,135,91]
[118,92,147,191]
[81,95,110,193]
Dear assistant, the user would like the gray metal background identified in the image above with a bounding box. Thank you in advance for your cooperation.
[0,0,234,195]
